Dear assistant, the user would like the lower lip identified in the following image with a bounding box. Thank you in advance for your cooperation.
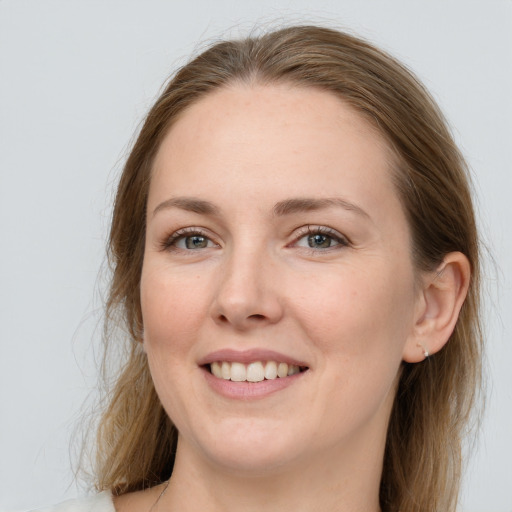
[202,367,306,400]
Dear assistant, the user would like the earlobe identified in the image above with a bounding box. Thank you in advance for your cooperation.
[403,252,471,363]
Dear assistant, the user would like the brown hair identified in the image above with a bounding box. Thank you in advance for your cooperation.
[93,25,482,511]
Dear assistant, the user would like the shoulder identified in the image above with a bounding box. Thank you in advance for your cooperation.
[31,491,115,512]
[112,484,168,512]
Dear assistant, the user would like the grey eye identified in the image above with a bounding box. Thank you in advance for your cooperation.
[184,235,210,249]
[165,229,218,252]
[307,233,334,248]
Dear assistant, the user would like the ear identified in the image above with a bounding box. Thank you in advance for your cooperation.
[403,252,471,363]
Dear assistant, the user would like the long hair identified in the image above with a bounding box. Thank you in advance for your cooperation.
[92,25,482,511]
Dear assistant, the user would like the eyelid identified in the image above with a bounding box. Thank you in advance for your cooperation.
[158,225,349,252]
[159,226,219,251]
[289,225,351,249]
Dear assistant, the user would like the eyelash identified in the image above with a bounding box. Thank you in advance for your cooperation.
[160,227,217,252]
[291,225,350,252]
[160,225,350,253]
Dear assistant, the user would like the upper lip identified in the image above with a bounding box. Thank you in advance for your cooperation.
[197,348,309,368]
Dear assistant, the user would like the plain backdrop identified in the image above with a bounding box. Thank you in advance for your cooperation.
[1,1,511,511]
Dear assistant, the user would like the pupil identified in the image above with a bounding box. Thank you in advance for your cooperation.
[186,236,207,249]
[308,234,330,248]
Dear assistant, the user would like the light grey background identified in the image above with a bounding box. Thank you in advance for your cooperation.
[1,1,511,510]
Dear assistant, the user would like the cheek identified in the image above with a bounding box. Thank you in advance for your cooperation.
[140,265,210,423]
[288,261,416,359]
[287,264,415,437]
[140,264,210,352]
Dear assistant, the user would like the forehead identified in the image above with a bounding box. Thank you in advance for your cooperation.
[149,83,401,221]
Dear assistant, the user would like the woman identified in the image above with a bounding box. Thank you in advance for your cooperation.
[40,25,482,512]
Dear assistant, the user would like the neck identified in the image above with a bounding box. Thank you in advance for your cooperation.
[158,435,383,512]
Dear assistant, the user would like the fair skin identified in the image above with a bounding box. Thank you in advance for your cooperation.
[115,84,469,512]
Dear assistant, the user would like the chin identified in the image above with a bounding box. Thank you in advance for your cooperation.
[204,444,300,476]
[183,418,310,475]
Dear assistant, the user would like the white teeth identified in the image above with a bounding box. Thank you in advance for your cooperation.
[230,362,247,382]
[211,361,222,378]
[277,362,289,378]
[264,361,278,380]
[246,362,265,382]
[221,361,231,380]
[210,360,305,382]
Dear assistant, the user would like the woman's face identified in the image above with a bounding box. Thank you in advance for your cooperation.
[141,84,421,474]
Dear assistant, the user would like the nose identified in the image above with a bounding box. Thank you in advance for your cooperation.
[210,245,284,330]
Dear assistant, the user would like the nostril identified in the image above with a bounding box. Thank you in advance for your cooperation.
[248,314,265,320]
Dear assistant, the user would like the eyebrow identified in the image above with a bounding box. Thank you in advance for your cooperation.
[152,196,370,220]
[273,197,370,219]
[152,197,221,217]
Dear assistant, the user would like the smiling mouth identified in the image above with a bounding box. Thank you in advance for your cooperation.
[207,361,309,383]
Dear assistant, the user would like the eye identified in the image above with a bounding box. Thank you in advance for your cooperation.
[304,233,335,249]
[162,228,218,251]
[177,235,214,250]
[293,227,349,250]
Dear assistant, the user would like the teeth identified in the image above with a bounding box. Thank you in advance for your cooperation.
[288,364,300,376]
[230,362,246,382]
[211,361,222,378]
[277,362,289,378]
[264,361,278,380]
[247,362,265,382]
[221,361,231,380]
[209,361,305,382]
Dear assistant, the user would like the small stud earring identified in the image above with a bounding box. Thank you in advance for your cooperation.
[417,342,429,359]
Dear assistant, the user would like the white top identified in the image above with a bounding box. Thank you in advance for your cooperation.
[32,492,115,512]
